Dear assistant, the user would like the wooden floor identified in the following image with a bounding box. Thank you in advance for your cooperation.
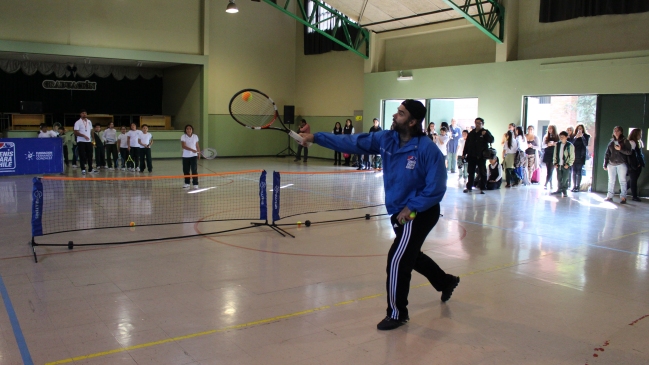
[1,157,648,365]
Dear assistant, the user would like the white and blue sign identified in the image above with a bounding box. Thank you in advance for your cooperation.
[0,138,63,176]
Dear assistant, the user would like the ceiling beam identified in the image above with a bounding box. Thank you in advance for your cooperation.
[441,0,504,43]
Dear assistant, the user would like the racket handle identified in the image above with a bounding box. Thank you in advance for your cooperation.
[289,130,312,147]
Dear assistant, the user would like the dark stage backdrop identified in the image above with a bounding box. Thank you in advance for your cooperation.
[540,0,649,23]
[0,70,162,116]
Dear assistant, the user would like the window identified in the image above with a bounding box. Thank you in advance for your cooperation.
[306,1,337,33]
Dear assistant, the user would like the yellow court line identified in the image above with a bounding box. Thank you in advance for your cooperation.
[45,305,330,365]
[44,259,536,365]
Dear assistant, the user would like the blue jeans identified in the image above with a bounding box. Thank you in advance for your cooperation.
[607,164,627,199]
[447,152,457,172]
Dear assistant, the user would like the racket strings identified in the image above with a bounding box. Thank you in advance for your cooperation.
[230,91,277,128]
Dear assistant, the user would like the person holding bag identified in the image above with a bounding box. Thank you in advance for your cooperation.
[462,118,495,194]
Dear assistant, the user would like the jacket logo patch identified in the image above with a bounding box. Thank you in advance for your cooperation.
[406,156,416,170]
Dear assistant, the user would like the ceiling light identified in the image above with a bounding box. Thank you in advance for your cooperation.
[226,0,238,13]
[397,71,413,81]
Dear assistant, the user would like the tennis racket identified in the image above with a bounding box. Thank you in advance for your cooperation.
[229,89,312,147]
[125,154,136,169]
[199,148,217,159]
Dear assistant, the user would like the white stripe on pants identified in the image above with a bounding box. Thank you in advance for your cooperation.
[389,221,412,319]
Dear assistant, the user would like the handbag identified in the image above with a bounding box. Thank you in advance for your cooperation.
[482,143,497,160]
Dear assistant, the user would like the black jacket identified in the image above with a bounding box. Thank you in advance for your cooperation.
[627,141,646,170]
[604,138,632,168]
[463,128,494,159]
[570,133,590,165]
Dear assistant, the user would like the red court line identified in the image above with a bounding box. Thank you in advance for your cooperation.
[41,169,263,181]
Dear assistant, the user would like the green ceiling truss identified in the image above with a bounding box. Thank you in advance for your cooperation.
[262,0,370,59]
[442,0,505,43]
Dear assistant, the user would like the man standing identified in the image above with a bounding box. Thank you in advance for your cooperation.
[463,118,494,194]
[294,119,311,163]
[552,131,574,197]
[367,118,383,169]
[73,110,97,174]
[447,119,461,173]
[299,100,460,331]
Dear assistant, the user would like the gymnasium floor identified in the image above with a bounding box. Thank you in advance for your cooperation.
[1,157,648,365]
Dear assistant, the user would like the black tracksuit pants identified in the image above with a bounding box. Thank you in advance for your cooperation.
[386,204,454,321]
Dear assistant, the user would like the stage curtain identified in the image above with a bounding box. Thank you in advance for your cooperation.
[0,59,162,80]
[540,0,649,23]
[303,0,359,56]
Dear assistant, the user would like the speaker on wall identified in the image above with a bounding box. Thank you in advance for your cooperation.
[20,101,43,114]
[283,105,295,124]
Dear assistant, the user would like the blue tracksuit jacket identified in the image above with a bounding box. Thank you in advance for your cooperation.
[314,130,447,215]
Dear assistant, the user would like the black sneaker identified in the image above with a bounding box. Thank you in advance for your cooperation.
[441,276,460,302]
[376,316,408,331]
[463,189,471,193]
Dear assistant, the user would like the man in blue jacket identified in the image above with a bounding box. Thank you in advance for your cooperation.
[299,100,460,330]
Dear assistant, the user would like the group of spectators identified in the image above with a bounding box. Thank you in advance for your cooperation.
[425,118,645,202]
[38,110,154,174]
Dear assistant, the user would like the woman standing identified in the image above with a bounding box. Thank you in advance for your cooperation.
[342,119,354,166]
[627,128,645,202]
[515,126,528,185]
[603,126,632,203]
[542,125,559,190]
[525,126,541,184]
[181,124,200,189]
[502,130,519,187]
[332,122,343,165]
[570,123,590,192]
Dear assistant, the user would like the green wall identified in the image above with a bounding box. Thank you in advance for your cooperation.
[594,95,649,196]
[364,50,649,142]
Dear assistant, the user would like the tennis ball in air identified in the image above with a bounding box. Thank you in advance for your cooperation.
[242,91,252,102]
[130,222,135,227]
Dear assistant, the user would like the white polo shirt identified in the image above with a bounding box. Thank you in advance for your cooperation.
[139,133,152,147]
[74,118,93,143]
[127,130,142,148]
[38,130,58,138]
[118,133,129,148]
[181,134,199,158]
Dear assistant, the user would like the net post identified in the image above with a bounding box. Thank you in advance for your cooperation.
[30,237,38,263]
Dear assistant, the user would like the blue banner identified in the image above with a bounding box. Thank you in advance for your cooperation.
[31,177,44,237]
[272,171,280,223]
[259,170,267,221]
[0,138,63,176]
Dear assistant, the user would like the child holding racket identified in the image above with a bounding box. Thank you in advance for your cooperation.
[126,122,141,172]
[298,100,459,331]
[181,124,200,189]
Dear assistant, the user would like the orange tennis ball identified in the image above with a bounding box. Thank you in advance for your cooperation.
[242,91,252,102]
[130,222,135,227]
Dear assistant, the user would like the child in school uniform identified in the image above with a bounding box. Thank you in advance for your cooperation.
[138,124,153,173]
[93,124,106,169]
[117,126,129,171]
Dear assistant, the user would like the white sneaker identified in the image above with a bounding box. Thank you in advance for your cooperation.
[193,185,199,189]
[183,184,190,189]
[122,168,126,171]
[72,165,78,169]
[108,167,114,170]
[90,169,99,174]
[82,170,86,175]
